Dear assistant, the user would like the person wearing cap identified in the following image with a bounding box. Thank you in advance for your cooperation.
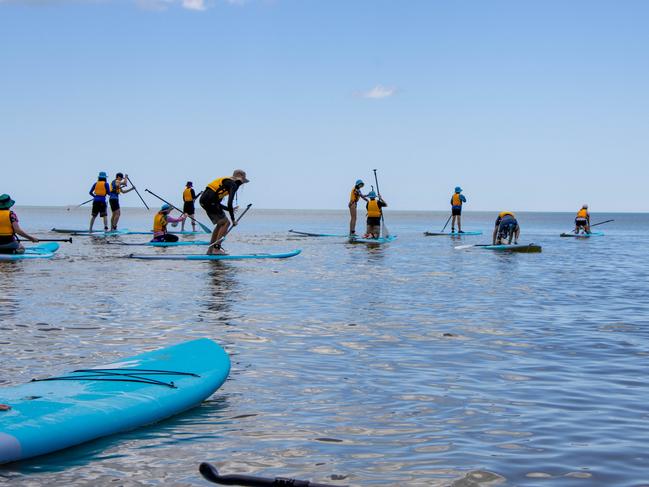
[0,194,39,254]
[574,204,591,234]
[492,211,520,245]
[109,172,134,231]
[450,186,467,233]
[152,204,187,242]
[364,191,388,239]
[199,170,250,255]
[181,182,201,232]
[348,179,368,236]
[89,172,111,232]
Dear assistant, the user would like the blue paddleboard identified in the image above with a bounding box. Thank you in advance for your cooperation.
[481,243,542,253]
[560,232,604,237]
[128,249,302,260]
[0,338,230,464]
[424,231,482,236]
[289,230,350,238]
[0,243,59,261]
[110,241,211,247]
[348,235,397,244]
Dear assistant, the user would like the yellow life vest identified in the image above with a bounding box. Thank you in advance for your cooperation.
[206,177,230,200]
[0,210,14,237]
[499,211,515,219]
[451,193,462,206]
[183,187,194,202]
[349,187,360,204]
[153,212,168,233]
[111,180,121,195]
[576,208,589,219]
[94,181,107,197]
[367,200,382,218]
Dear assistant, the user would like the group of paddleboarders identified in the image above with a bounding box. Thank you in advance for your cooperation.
[348,179,388,238]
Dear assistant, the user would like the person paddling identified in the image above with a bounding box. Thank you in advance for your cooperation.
[109,173,134,231]
[0,194,39,254]
[348,179,368,236]
[181,182,198,232]
[492,211,520,245]
[364,191,387,239]
[89,172,111,232]
[152,204,187,242]
[199,169,250,255]
[450,186,467,233]
[574,204,591,234]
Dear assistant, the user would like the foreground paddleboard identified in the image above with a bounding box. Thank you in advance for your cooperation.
[289,230,350,238]
[52,228,206,236]
[424,231,482,236]
[560,232,604,237]
[482,243,542,253]
[0,338,229,464]
[348,235,397,244]
[128,249,302,260]
[0,243,59,261]
[109,240,211,247]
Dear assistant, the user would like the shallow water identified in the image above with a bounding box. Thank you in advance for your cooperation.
[1,207,648,486]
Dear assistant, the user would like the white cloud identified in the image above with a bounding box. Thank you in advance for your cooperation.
[360,85,397,99]
[182,0,205,9]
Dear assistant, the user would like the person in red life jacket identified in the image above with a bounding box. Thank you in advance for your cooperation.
[0,194,39,254]
[199,169,249,255]
[181,182,202,233]
[450,186,467,233]
[151,204,187,242]
[364,191,387,239]
[108,172,134,231]
[348,179,368,236]
[89,171,111,232]
[574,204,591,234]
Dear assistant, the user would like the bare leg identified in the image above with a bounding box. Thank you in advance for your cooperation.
[207,218,229,254]
[457,214,462,232]
[89,215,97,232]
[349,205,357,235]
[111,209,121,230]
[102,215,109,231]
[451,215,456,232]
[190,214,196,232]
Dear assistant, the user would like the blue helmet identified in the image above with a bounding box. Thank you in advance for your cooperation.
[368,191,377,198]
[356,179,364,187]
[455,186,462,193]
[160,203,172,211]
[98,171,107,179]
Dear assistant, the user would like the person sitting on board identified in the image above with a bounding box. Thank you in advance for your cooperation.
[108,172,134,231]
[348,179,368,236]
[450,186,467,233]
[152,204,187,243]
[181,181,199,233]
[199,169,250,255]
[89,171,111,232]
[574,204,591,234]
[493,211,520,245]
[364,191,387,239]
[0,194,39,254]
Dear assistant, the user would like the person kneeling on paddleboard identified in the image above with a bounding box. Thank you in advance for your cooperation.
[348,179,368,236]
[450,186,467,233]
[199,169,250,255]
[0,194,39,254]
[493,211,520,245]
[574,204,591,234]
[364,191,387,239]
[151,204,187,243]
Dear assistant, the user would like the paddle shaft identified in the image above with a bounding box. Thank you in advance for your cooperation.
[591,219,614,227]
[441,214,452,232]
[127,176,150,210]
[208,203,252,249]
[199,462,344,487]
[372,169,389,237]
[76,198,93,208]
[17,238,72,243]
[144,189,211,233]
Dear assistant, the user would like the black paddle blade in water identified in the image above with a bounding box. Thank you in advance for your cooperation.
[199,462,346,487]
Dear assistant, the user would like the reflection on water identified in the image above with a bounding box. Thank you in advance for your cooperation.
[1,207,649,485]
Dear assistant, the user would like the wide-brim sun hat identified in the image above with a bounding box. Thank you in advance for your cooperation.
[368,191,377,198]
[232,169,250,183]
[455,186,462,193]
[356,179,364,186]
[0,194,16,209]
[98,171,107,179]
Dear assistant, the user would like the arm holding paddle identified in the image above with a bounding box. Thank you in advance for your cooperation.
[120,174,135,194]
[145,189,212,233]
[12,221,39,243]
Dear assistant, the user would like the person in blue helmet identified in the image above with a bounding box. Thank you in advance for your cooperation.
[89,171,111,232]
[492,211,520,245]
[364,191,388,238]
[152,204,187,242]
[348,179,368,236]
[450,186,467,233]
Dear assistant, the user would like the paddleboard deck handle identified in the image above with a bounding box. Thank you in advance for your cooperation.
[31,368,201,389]
[199,462,346,487]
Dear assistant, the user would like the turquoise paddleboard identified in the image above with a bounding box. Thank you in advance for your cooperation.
[0,243,59,261]
[560,232,604,237]
[52,228,206,236]
[109,240,211,247]
[348,235,397,244]
[128,249,302,260]
[481,243,542,253]
[289,230,350,238]
[424,231,482,236]
[0,338,230,464]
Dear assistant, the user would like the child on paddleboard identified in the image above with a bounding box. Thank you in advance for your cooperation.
[109,173,134,231]
[89,171,111,232]
[0,194,39,254]
[574,204,591,234]
[364,191,387,239]
[181,182,200,233]
[493,211,520,245]
[152,204,187,242]
[450,186,467,233]
[348,179,368,236]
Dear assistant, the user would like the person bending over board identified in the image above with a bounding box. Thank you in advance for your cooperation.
[348,179,368,236]
[493,211,520,245]
[152,204,187,242]
[574,204,591,234]
[181,181,200,233]
[364,191,387,239]
[89,172,111,232]
[199,169,250,255]
[109,173,134,231]
[0,194,39,254]
[450,186,467,233]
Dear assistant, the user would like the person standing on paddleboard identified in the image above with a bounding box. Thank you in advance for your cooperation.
[574,204,591,234]
[152,204,187,242]
[493,211,520,245]
[348,179,368,236]
[364,191,387,239]
[181,182,199,233]
[450,186,467,233]
[200,169,249,255]
[108,173,134,231]
[89,171,111,232]
[0,194,39,254]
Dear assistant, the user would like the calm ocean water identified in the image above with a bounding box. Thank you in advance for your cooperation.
[1,206,648,486]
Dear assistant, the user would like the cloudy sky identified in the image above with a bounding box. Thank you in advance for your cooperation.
[2,0,648,211]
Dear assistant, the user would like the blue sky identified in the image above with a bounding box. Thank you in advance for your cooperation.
[2,0,648,211]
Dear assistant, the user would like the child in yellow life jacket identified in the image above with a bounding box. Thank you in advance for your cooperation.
[364,191,387,239]
[574,204,591,234]
[181,182,201,232]
[89,171,111,232]
[0,194,39,254]
[151,204,187,242]
[348,179,368,236]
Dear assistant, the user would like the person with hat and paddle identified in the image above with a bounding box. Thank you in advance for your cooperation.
[88,171,111,232]
[152,204,187,242]
[574,204,591,234]
[199,169,250,255]
[181,181,200,233]
[450,186,467,233]
[0,194,39,254]
[348,179,368,236]
[109,172,134,231]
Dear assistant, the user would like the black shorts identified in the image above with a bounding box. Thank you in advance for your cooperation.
[151,234,179,242]
[92,200,107,217]
[0,240,19,254]
[452,206,462,216]
[109,198,120,212]
[575,218,588,227]
[367,217,381,226]
[183,201,195,215]
[200,188,227,224]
